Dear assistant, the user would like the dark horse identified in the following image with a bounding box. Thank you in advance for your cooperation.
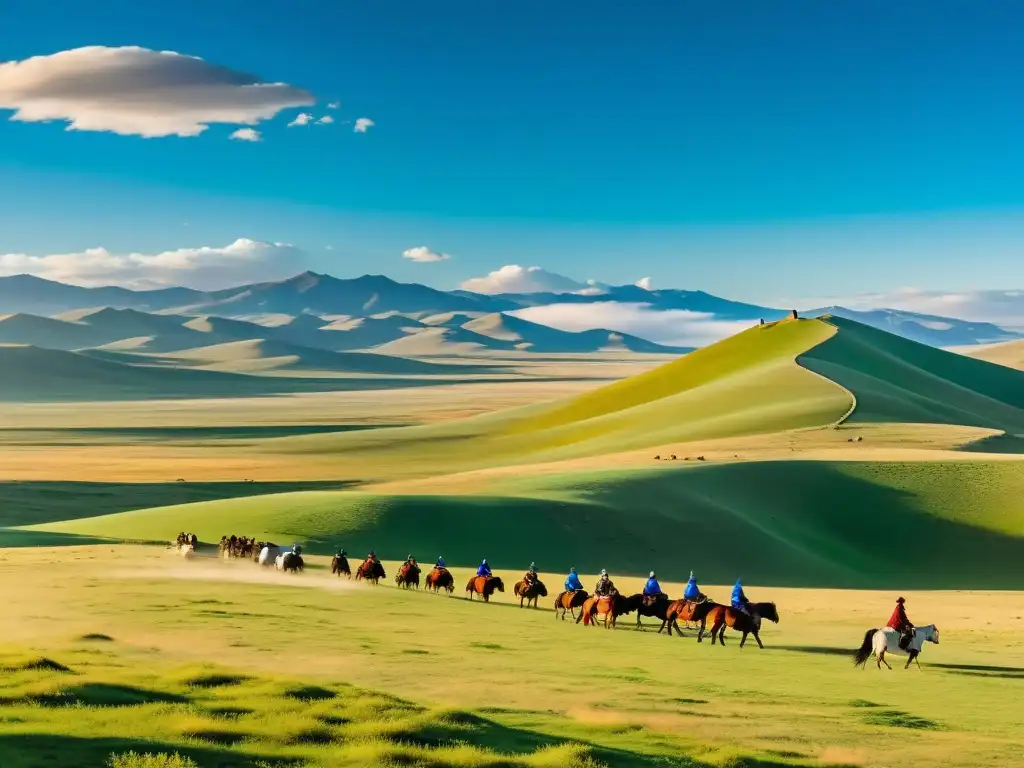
[553,590,589,621]
[701,601,780,648]
[425,567,455,594]
[278,551,304,573]
[631,594,673,633]
[513,579,548,608]
[330,554,351,578]
[578,593,642,628]
[356,559,386,585]
[465,575,504,602]
[395,562,421,589]
[658,598,717,637]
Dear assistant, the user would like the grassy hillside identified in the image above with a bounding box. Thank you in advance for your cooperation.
[800,316,1024,432]
[961,339,1024,371]
[33,460,1024,588]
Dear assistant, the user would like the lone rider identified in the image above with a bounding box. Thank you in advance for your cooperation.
[887,597,915,649]
[683,571,702,602]
[731,578,752,616]
[564,567,584,592]
[643,571,664,604]
[476,559,492,578]
[523,562,539,586]
[594,569,617,598]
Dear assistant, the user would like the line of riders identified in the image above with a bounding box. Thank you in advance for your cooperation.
[196,539,914,651]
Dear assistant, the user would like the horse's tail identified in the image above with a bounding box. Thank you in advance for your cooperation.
[853,629,876,667]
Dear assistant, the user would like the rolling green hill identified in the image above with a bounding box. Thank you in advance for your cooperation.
[31,460,1024,588]
[801,316,1024,432]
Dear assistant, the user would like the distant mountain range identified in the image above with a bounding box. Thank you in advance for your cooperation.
[0,271,1019,349]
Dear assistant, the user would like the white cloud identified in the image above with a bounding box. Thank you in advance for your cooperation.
[316,115,334,125]
[635,277,653,291]
[511,302,756,348]
[288,112,313,127]
[460,265,586,295]
[327,102,340,109]
[229,127,261,142]
[354,117,375,133]
[0,238,308,290]
[402,246,451,263]
[799,288,1024,328]
[0,46,314,138]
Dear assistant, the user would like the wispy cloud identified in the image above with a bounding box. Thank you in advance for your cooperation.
[287,112,313,127]
[316,115,334,125]
[0,46,313,138]
[461,265,586,294]
[402,246,451,263]
[0,238,307,290]
[327,101,340,109]
[354,117,375,133]
[511,302,755,348]
[229,128,261,142]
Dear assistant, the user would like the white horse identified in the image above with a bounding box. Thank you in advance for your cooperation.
[854,625,940,669]
[258,545,281,567]
[178,543,195,559]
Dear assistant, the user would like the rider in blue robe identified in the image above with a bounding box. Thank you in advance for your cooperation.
[731,578,750,614]
[684,571,701,601]
[435,556,446,568]
[564,567,584,592]
[643,571,663,596]
[476,559,492,577]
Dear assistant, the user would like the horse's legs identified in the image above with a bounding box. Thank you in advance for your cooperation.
[906,650,918,670]
[753,630,764,649]
[740,631,748,648]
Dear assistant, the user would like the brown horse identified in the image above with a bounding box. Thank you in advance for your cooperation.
[425,567,455,594]
[658,598,717,636]
[355,559,386,585]
[579,593,641,628]
[330,554,351,578]
[395,562,421,589]
[513,579,547,608]
[465,575,504,602]
[701,601,779,648]
[553,590,590,621]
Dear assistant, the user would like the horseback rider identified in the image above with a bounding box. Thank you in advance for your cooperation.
[642,571,664,605]
[594,569,617,598]
[887,597,916,650]
[731,578,752,616]
[523,562,539,586]
[292,544,302,555]
[564,567,584,592]
[476,559,492,577]
[336,548,347,558]
[435,556,446,570]
[683,571,702,602]
[405,554,418,568]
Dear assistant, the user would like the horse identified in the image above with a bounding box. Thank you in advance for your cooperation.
[425,567,455,594]
[356,559,386,585]
[553,590,590,621]
[579,593,641,628]
[658,598,716,636]
[178,543,195,558]
[700,601,779,648]
[275,551,304,573]
[632,593,673,632]
[258,545,281,567]
[465,575,504,602]
[854,625,940,670]
[330,554,351,578]
[395,562,421,589]
[513,579,547,608]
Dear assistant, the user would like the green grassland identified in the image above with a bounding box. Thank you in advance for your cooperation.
[29,460,1024,588]
[2,547,1023,768]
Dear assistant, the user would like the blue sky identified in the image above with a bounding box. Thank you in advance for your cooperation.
[1,0,1023,304]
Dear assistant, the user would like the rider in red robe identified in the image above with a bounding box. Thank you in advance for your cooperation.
[887,597,914,648]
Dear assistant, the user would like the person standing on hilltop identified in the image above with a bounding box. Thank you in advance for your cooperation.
[887,597,915,650]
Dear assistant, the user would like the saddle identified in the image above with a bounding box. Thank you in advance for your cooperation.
[642,594,659,607]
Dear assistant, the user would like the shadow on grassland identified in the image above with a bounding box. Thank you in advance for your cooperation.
[0,480,358,527]
[0,735,292,768]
